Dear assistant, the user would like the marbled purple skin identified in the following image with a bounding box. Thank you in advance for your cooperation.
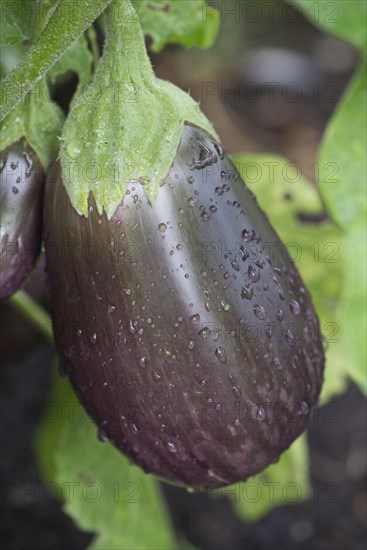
[0,140,45,300]
[44,125,324,488]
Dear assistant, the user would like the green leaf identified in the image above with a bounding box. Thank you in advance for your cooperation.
[0,18,27,45]
[36,370,176,550]
[340,228,367,393]
[292,0,367,52]
[0,44,26,78]
[60,0,218,218]
[35,363,70,482]
[48,34,94,105]
[319,64,367,231]
[317,63,366,395]
[232,435,309,522]
[0,0,113,121]
[56,408,176,549]
[133,0,219,53]
[290,2,367,394]
[0,0,38,45]
[232,154,347,401]
[0,77,63,167]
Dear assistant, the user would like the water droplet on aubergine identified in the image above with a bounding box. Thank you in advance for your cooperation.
[43,123,324,489]
[215,347,227,364]
[241,283,254,300]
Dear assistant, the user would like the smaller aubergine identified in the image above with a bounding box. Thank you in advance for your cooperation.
[0,140,45,300]
[44,125,324,488]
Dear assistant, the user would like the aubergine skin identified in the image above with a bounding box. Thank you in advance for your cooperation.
[44,125,324,488]
[0,140,45,300]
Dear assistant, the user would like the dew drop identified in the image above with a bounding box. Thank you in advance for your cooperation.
[158,223,167,232]
[298,401,309,415]
[138,356,147,368]
[190,313,200,324]
[230,260,240,271]
[188,339,195,350]
[240,245,250,261]
[241,283,254,300]
[215,347,227,364]
[242,228,254,242]
[253,304,266,320]
[256,406,266,421]
[276,309,284,321]
[167,441,177,453]
[66,142,82,159]
[198,327,210,340]
[248,265,260,283]
[285,329,296,347]
[129,320,137,334]
[97,428,109,442]
[232,386,241,398]
[289,299,301,316]
[220,299,230,311]
[130,423,139,435]
[228,425,237,436]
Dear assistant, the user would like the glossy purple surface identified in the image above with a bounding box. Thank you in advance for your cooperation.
[0,141,45,299]
[44,125,324,488]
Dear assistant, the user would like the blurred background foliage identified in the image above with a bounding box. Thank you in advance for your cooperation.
[1,1,366,549]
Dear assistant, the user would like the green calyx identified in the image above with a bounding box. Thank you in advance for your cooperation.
[0,77,63,167]
[59,0,219,218]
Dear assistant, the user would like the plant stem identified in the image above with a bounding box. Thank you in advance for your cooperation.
[100,0,154,86]
[9,291,54,342]
[0,0,113,121]
[31,0,56,44]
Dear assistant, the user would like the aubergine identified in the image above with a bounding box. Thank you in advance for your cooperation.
[44,125,324,488]
[0,140,45,300]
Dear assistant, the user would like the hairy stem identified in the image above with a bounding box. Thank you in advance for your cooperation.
[0,0,113,121]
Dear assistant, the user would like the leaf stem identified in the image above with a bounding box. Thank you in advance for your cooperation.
[9,291,54,342]
[31,0,57,44]
[0,0,113,121]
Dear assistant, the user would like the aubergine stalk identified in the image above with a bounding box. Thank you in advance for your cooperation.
[44,125,324,489]
[0,140,45,300]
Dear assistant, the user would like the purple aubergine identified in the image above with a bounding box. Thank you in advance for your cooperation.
[44,125,324,488]
[0,140,45,299]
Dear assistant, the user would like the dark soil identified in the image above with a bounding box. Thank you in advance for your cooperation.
[0,343,366,550]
